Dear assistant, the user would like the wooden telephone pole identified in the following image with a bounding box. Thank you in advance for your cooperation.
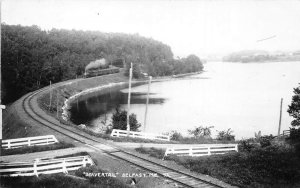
[126,63,133,135]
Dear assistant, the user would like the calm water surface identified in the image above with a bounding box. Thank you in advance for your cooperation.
[71,61,300,139]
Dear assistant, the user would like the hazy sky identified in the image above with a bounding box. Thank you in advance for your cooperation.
[2,0,300,57]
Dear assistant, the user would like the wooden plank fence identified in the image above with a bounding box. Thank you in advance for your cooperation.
[2,135,59,149]
[164,144,238,158]
[111,129,170,141]
[0,155,94,177]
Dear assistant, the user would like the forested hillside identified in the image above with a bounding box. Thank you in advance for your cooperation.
[1,24,203,104]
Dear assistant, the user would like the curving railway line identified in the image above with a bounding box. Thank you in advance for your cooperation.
[20,83,234,188]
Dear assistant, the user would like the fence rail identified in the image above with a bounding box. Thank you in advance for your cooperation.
[164,144,238,158]
[0,155,94,177]
[111,129,170,141]
[2,135,59,149]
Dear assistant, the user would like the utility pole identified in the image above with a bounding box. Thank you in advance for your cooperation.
[56,91,59,118]
[126,63,133,135]
[277,98,283,137]
[49,81,52,111]
[76,75,79,110]
[143,76,152,132]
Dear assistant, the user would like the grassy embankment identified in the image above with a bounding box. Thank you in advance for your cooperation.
[135,140,300,188]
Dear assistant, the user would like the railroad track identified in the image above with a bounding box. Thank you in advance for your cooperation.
[21,84,230,188]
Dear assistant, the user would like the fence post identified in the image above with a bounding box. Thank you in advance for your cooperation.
[235,145,238,152]
[117,130,119,137]
[62,159,68,174]
[7,141,10,149]
[33,159,38,177]
[189,147,193,156]
[46,137,49,144]
[28,139,31,146]
[82,156,87,167]
[207,147,211,155]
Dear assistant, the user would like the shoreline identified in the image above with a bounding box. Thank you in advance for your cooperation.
[62,71,202,124]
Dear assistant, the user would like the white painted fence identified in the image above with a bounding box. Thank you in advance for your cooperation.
[2,135,59,149]
[0,155,94,177]
[111,129,170,141]
[164,144,238,158]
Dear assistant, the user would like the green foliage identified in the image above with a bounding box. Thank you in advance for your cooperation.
[111,107,141,131]
[288,84,300,128]
[216,128,235,141]
[188,126,214,138]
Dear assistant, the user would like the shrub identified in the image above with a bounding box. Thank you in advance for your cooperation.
[216,128,235,141]
[111,107,141,131]
[238,138,257,152]
[165,130,183,141]
[259,135,275,148]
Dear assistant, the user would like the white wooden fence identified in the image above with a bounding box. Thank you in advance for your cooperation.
[2,135,59,149]
[0,155,94,177]
[164,144,238,158]
[111,129,170,141]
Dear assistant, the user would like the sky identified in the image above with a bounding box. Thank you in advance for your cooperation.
[2,0,300,58]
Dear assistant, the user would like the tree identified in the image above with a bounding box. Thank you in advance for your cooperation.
[111,107,141,131]
[288,84,300,128]
[216,128,235,141]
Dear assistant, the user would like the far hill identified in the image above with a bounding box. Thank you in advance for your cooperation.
[223,50,300,63]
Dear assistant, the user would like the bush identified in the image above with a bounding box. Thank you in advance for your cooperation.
[111,107,141,131]
[259,135,275,148]
[216,128,235,141]
[165,130,183,141]
[238,138,257,152]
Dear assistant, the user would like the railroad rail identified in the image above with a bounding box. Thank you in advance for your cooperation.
[18,82,235,188]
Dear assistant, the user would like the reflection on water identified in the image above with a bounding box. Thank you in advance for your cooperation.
[70,61,300,139]
[70,91,166,125]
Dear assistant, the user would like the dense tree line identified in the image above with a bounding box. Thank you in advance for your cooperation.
[1,24,203,104]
